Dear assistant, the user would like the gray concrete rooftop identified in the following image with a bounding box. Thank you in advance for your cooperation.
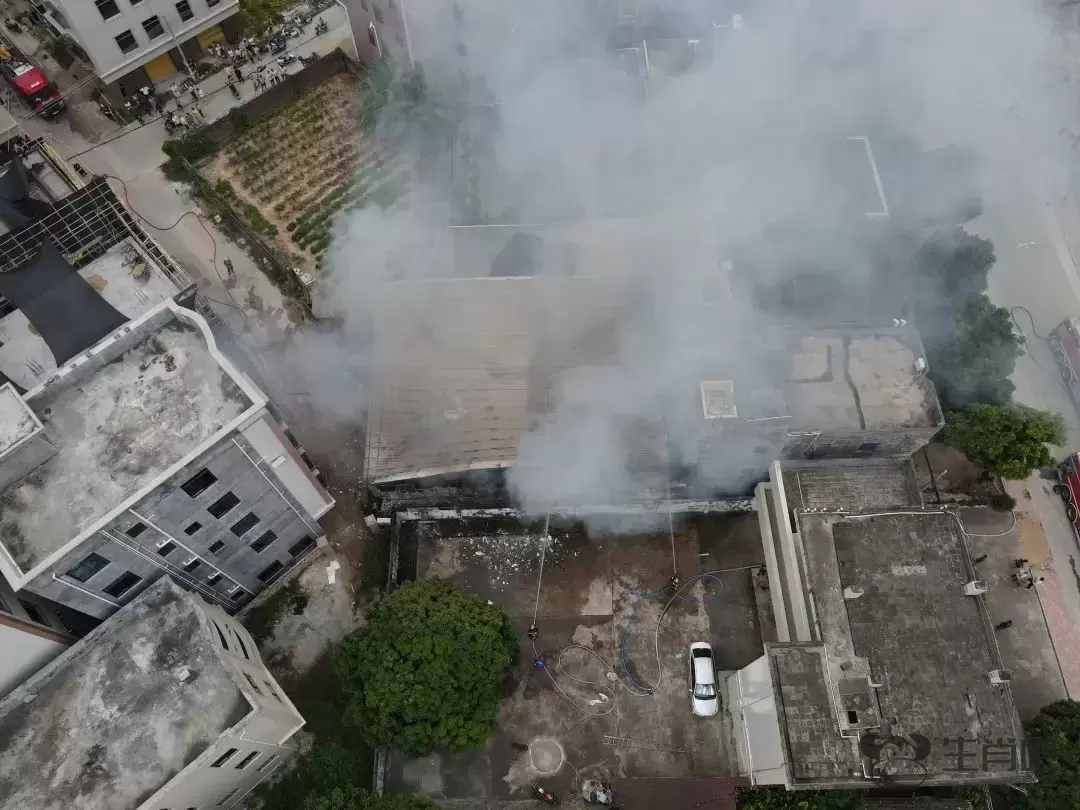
[783,330,941,431]
[0,319,252,572]
[0,240,185,390]
[780,511,1026,786]
[0,577,248,810]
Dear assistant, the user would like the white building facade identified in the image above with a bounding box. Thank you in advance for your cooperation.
[44,0,240,95]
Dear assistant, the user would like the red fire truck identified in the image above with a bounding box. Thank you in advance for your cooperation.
[1055,452,1080,526]
[0,42,63,118]
[1048,318,1080,527]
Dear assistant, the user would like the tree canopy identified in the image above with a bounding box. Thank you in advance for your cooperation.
[303,786,439,810]
[1015,700,1080,810]
[237,0,291,34]
[926,294,1022,409]
[737,786,861,810]
[334,579,518,756]
[943,404,1063,480]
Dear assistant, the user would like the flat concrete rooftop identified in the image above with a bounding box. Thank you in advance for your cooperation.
[0,310,253,573]
[777,511,1026,786]
[0,577,248,810]
[366,278,942,484]
[0,239,185,390]
[783,329,941,431]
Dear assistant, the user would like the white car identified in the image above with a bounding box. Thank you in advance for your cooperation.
[689,642,719,717]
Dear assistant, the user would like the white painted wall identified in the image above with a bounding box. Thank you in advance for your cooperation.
[726,656,788,786]
[241,415,335,521]
[50,0,238,83]
[0,622,69,697]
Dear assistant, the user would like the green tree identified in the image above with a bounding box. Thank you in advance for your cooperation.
[334,579,518,756]
[913,227,996,305]
[943,403,1063,480]
[737,786,861,810]
[303,785,439,810]
[1015,700,1080,809]
[237,0,291,34]
[926,295,1022,409]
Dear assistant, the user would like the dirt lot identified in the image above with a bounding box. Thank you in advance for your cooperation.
[386,512,767,807]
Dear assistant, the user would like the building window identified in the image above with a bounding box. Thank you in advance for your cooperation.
[235,751,260,769]
[19,600,45,625]
[184,521,202,535]
[210,747,238,768]
[367,23,377,47]
[244,672,262,694]
[115,30,138,54]
[208,539,225,554]
[359,0,367,10]
[125,521,148,539]
[103,571,141,598]
[396,33,403,47]
[230,512,259,537]
[250,530,276,553]
[217,787,240,806]
[264,681,282,701]
[182,556,201,573]
[175,0,193,21]
[156,541,177,557]
[227,584,244,598]
[95,0,120,20]
[235,631,249,659]
[181,468,217,498]
[207,0,220,6]
[289,535,317,558]
[142,15,165,39]
[257,561,284,584]
[67,552,109,583]
[207,572,222,586]
[373,5,384,24]
[130,0,144,4]
[456,40,467,57]
[207,492,240,518]
[452,0,463,22]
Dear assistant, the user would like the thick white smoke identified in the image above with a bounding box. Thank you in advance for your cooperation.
[311,0,1075,510]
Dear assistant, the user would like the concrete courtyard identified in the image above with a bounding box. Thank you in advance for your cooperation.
[387,511,765,806]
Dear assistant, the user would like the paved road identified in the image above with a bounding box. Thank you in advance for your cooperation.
[967,111,1080,692]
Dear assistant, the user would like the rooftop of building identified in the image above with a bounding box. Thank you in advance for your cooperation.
[365,275,941,482]
[782,328,941,432]
[0,577,249,810]
[771,510,1025,787]
[0,302,259,577]
[0,239,189,390]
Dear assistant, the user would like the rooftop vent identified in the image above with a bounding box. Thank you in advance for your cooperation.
[963,580,987,596]
[700,380,737,419]
[989,669,1013,684]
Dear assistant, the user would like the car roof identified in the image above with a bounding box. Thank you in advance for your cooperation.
[692,654,715,683]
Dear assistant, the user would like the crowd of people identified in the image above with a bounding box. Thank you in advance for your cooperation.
[105,13,329,133]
